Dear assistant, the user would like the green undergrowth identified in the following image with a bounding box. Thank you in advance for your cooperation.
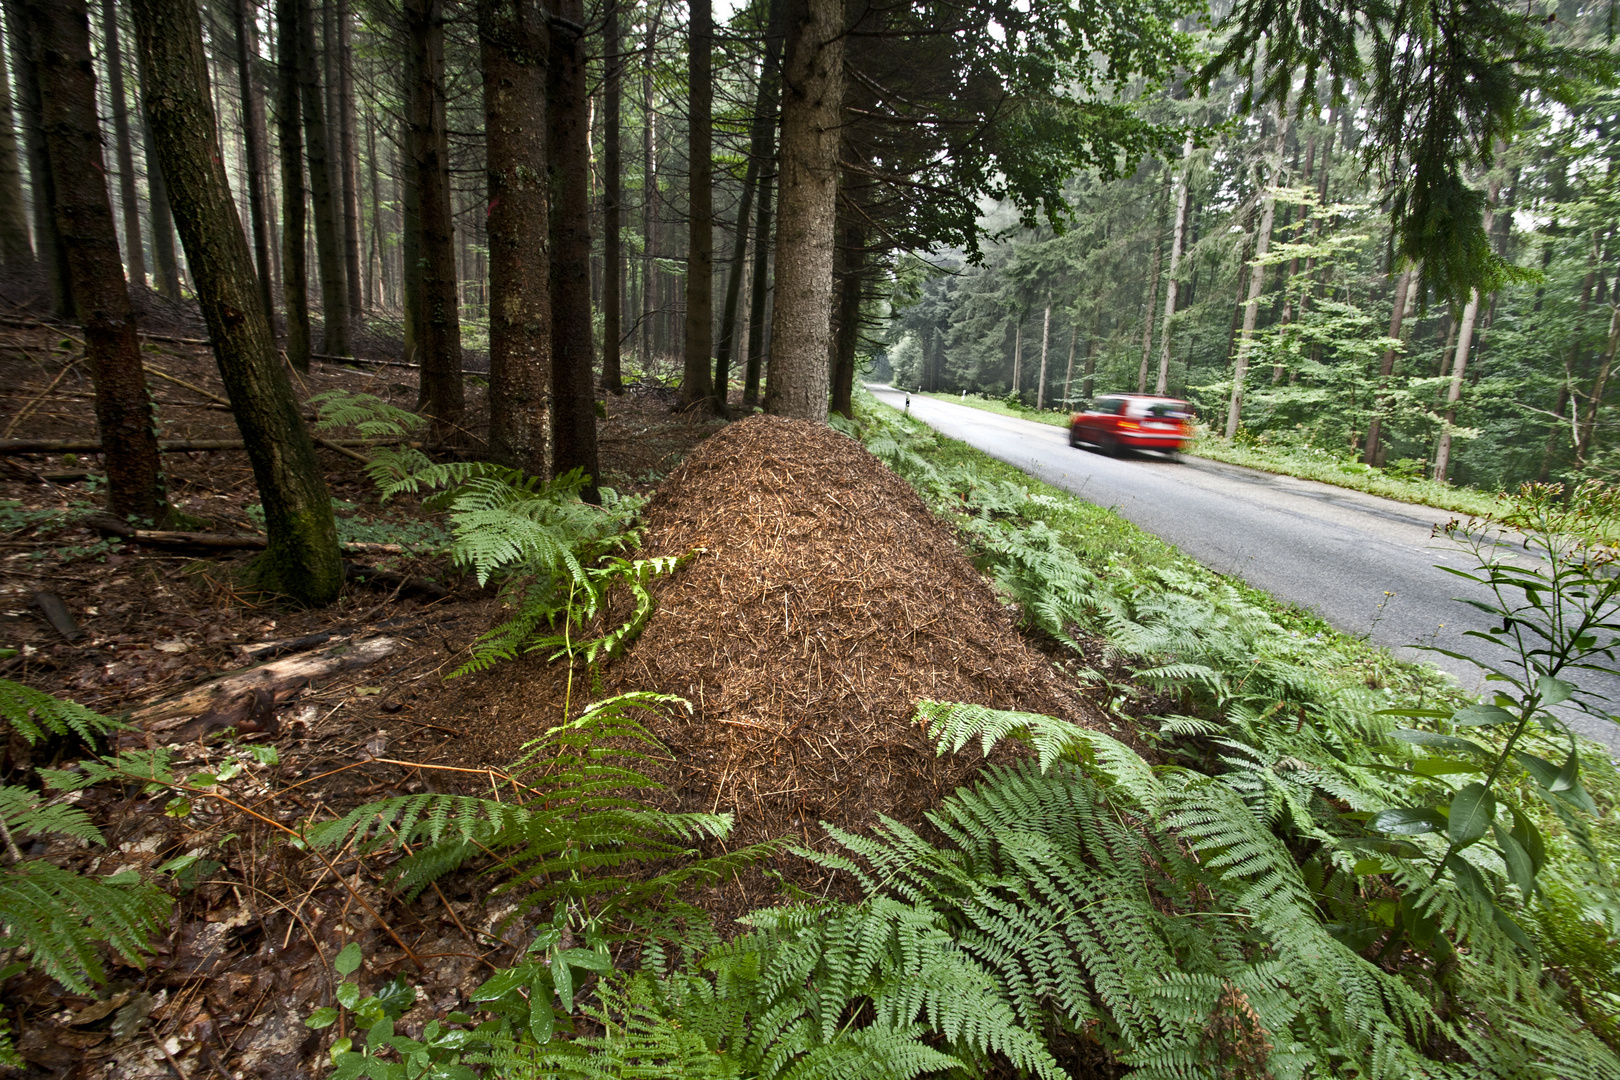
[914,387,1070,427]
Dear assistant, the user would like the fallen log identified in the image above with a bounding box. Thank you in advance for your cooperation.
[129,634,405,739]
[81,513,408,555]
[0,437,420,455]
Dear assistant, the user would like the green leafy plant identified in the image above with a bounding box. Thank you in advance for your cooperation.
[0,682,172,996]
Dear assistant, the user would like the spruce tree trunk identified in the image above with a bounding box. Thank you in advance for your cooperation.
[639,5,656,373]
[234,0,273,320]
[742,135,775,407]
[1010,320,1021,398]
[829,215,864,419]
[600,0,622,394]
[479,0,551,476]
[548,0,598,493]
[1137,188,1165,394]
[275,0,310,368]
[761,0,841,422]
[336,0,361,319]
[1575,305,1617,468]
[1363,263,1414,464]
[0,22,32,269]
[98,0,143,287]
[716,0,783,404]
[131,0,342,605]
[294,0,348,356]
[679,0,715,412]
[403,0,464,443]
[25,0,164,523]
[1081,311,1099,399]
[1036,302,1051,410]
[6,3,68,311]
[134,32,181,298]
[1156,134,1193,394]
[1061,321,1077,407]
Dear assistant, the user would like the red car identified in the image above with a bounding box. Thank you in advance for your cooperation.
[1069,395,1193,459]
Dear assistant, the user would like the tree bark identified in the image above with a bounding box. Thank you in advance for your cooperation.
[548,0,598,494]
[1035,302,1051,410]
[1010,319,1021,398]
[294,0,348,357]
[761,0,841,422]
[1575,304,1618,468]
[479,0,551,476]
[1363,263,1414,465]
[233,0,273,320]
[1156,135,1193,394]
[679,0,716,412]
[0,18,32,269]
[1060,320,1077,408]
[639,3,657,373]
[1137,188,1165,394]
[98,0,143,287]
[7,2,68,311]
[25,0,165,523]
[275,0,309,368]
[336,0,362,319]
[600,0,622,394]
[829,215,864,419]
[717,0,783,407]
[742,160,774,408]
[1080,311,1098,400]
[403,0,464,443]
[130,0,342,605]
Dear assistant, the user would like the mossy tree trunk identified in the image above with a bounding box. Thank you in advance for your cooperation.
[24,0,165,524]
[130,0,342,605]
[479,0,551,476]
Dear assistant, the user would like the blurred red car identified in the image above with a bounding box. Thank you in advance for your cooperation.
[1069,394,1193,459]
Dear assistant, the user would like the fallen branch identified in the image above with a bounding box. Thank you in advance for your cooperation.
[0,436,420,455]
[81,512,410,555]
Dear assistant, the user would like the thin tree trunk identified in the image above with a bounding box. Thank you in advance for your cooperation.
[600,0,622,394]
[1061,320,1077,408]
[26,0,164,523]
[234,0,273,319]
[1226,136,1284,439]
[1433,288,1480,483]
[761,0,841,421]
[7,3,68,311]
[1575,305,1619,467]
[403,0,463,442]
[0,18,32,268]
[131,0,342,604]
[1080,311,1099,400]
[1137,190,1165,394]
[98,0,143,287]
[548,0,598,493]
[716,0,783,404]
[1010,319,1021,399]
[679,0,715,411]
[1157,135,1193,394]
[479,0,551,475]
[366,108,383,309]
[336,0,361,319]
[1363,263,1414,464]
[295,0,348,356]
[1036,302,1052,410]
[275,0,309,367]
[133,32,181,299]
[829,215,864,419]
[639,3,657,372]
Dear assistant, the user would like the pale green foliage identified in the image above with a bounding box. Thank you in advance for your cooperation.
[310,389,427,441]
[0,681,170,995]
[306,693,769,921]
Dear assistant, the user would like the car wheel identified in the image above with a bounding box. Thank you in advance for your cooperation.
[1101,435,1120,457]
[1068,426,1081,448]
[1166,449,1182,463]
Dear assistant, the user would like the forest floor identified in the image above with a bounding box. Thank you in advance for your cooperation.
[0,308,1140,1078]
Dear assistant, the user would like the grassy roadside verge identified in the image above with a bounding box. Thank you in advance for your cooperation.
[908,385,1513,521]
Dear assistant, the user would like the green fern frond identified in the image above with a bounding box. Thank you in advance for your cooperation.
[0,680,127,745]
[309,389,426,441]
[0,862,170,993]
[0,785,103,846]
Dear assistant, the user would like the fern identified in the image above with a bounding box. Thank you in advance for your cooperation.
[306,693,772,921]
[0,679,127,745]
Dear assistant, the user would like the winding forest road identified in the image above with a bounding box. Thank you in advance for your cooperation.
[868,387,1620,753]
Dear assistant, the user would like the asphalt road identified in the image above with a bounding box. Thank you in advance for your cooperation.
[868,386,1620,752]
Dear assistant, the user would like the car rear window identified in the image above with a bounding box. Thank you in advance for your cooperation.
[1092,397,1125,414]
[1126,399,1190,419]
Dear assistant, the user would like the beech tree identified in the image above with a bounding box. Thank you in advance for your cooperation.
[21,0,165,524]
[130,0,343,605]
